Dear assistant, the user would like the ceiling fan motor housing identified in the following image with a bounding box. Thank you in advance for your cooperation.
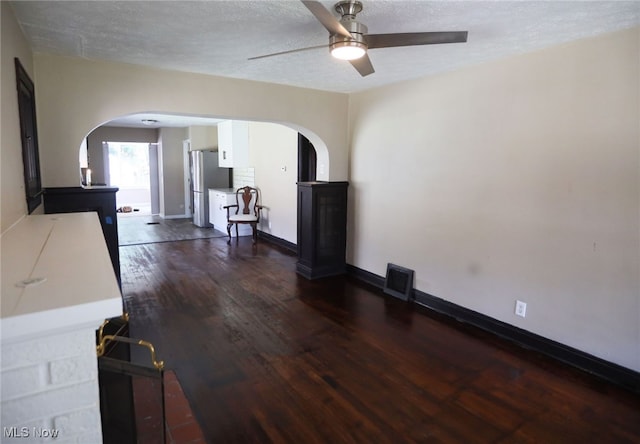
[330,0,368,53]
[334,0,363,18]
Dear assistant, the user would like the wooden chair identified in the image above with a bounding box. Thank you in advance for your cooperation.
[223,186,263,244]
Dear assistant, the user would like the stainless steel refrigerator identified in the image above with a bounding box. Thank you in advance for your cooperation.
[190,150,230,227]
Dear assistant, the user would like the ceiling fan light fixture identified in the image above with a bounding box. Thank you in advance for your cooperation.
[252,1,468,78]
[330,40,366,60]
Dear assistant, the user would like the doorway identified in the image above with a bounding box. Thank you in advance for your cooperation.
[106,142,158,215]
[298,133,317,182]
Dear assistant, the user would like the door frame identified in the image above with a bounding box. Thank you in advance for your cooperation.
[183,140,192,217]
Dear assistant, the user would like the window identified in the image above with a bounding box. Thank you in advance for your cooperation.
[107,142,150,188]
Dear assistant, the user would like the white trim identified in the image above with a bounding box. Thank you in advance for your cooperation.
[183,140,192,218]
[161,213,191,220]
[102,142,110,186]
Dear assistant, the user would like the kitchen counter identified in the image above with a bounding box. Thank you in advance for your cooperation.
[208,187,237,194]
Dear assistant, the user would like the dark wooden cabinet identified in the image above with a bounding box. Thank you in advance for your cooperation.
[297,181,348,279]
[44,187,121,286]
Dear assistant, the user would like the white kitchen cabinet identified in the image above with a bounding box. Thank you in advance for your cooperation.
[208,189,252,237]
[208,190,228,232]
[218,120,249,168]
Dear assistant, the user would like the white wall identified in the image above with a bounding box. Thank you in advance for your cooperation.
[32,54,349,190]
[1,2,37,233]
[348,27,640,371]
[248,122,299,244]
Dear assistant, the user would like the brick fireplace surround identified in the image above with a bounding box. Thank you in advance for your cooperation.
[1,213,122,442]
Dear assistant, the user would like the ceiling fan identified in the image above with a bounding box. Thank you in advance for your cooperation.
[249,0,468,77]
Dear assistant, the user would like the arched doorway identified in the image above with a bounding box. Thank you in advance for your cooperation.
[79,113,325,247]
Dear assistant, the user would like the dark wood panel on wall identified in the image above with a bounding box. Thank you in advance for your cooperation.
[44,187,121,287]
[297,181,348,279]
[15,58,43,213]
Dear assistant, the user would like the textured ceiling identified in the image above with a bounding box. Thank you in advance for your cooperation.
[12,0,639,128]
[10,1,640,95]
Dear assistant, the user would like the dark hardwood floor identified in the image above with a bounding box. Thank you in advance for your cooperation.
[118,214,226,246]
[120,237,640,443]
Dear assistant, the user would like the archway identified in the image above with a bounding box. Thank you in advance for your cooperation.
[80,112,330,188]
[79,112,328,246]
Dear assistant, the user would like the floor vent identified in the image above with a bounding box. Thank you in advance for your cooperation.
[383,263,414,301]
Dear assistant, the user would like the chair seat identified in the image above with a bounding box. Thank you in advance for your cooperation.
[229,214,258,222]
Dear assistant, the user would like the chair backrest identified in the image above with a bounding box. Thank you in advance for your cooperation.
[234,186,259,216]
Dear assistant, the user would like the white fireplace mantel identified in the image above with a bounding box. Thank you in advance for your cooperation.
[1,212,123,443]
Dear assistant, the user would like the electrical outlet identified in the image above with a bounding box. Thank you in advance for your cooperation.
[268,220,272,229]
[515,300,527,318]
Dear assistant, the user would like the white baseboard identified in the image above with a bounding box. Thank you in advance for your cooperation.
[161,213,190,220]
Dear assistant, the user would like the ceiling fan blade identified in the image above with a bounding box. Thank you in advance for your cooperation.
[366,31,468,49]
[349,54,375,77]
[301,0,352,39]
[249,44,328,61]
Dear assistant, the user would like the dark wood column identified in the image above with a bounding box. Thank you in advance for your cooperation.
[296,181,348,279]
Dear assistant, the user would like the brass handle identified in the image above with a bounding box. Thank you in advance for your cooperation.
[96,313,129,345]
[97,319,110,346]
[96,334,164,370]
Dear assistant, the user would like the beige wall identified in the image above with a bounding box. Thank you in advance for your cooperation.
[87,126,159,184]
[249,122,299,243]
[158,127,188,217]
[4,2,638,373]
[1,2,37,233]
[348,27,640,371]
[189,126,218,151]
[32,54,349,189]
